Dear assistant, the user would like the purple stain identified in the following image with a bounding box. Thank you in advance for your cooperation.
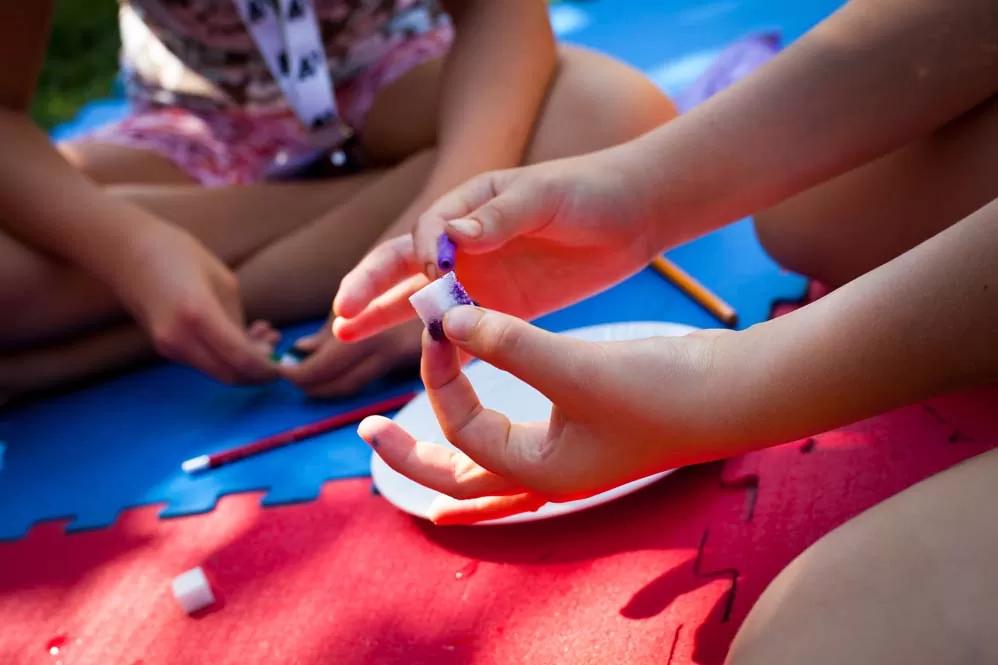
[427,319,446,342]
[409,272,473,341]
[370,437,380,448]
[449,278,473,306]
[437,234,456,272]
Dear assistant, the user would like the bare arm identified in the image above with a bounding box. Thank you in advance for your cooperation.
[0,4,277,383]
[627,0,998,248]
[0,3,176,285]
[350,196,998,525]
[709,196,998,451]
[430,0,556,193]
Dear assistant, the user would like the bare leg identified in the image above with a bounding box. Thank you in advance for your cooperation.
[0,174,378,348]
[58,141,196,186]
[237,44,678,323]
[4,45,676,395]
[726,448,998,665]
[234,44,678,397]
[728,94,998,665]
[237,150,437,323]
[2,325,152,399]
[755,95,998,287]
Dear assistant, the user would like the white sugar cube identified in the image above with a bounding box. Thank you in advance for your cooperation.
[171,566,215,614]
[408,272,473,341]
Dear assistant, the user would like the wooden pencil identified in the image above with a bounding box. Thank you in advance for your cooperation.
[649,255,738,327]
[181,391,416,473]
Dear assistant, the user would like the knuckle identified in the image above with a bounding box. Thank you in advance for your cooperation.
[483,316,522,358]
[440,402,483,445]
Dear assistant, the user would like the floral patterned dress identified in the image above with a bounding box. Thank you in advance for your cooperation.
[81,0,454,186]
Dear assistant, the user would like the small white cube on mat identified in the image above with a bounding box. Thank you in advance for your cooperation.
[171,566,215,614]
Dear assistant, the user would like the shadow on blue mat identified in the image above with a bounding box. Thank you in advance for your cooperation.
[0,0,844,539]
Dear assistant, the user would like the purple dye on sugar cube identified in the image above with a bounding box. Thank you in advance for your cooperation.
[448,277,473,306]
[409,272,473,342]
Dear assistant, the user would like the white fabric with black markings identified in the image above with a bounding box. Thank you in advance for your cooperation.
[232,0,346,145]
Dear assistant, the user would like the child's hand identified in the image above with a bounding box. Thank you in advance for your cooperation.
[114,223,278,385]
[281,319,423,397]
[357,305,727,525]
[332,149,658,343]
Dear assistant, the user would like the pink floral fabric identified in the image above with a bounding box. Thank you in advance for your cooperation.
[78,1,453,186]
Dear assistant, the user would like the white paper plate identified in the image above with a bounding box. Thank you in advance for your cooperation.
[370,321,700,525]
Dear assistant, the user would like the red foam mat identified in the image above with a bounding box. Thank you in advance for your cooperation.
[4,385,997,664]
[2,468,744,665]
[4,279,997,664]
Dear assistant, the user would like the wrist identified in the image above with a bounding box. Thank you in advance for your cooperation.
[601,138,685,256]
[648,323,803,465]
[71,197,175,289]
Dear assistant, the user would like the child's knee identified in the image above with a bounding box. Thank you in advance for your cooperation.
[529,46,678,161]
[727,450,998,665]
[561,45,678,141]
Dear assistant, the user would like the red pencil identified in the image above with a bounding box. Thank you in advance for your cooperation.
[181,391,416,473]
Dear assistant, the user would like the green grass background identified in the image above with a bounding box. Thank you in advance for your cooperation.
[33,0,120,130]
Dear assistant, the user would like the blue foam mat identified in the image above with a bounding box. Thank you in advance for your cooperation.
[0,0,844,539]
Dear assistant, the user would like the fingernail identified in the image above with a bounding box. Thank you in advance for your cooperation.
[443,306,484,342]
[424,262,438,280]
[447,218,482,238]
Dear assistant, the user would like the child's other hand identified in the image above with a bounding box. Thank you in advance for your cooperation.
[114,223,278,385]
[281,319,423,397]
[332,149,657,343]
[357,306,726,525]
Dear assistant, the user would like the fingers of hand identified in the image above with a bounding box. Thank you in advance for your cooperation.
[332,273,427,343]
[442,306,589,404]
[158,337,240,385]
[281,332,365,388]
[414,172,504,276]
[358,416,526,501]
[333,235,418,320]
[420,331,517,477]
[248,319,281,355]
[428,492,548,525]
[296,353,389,398]
[193,308,278,383]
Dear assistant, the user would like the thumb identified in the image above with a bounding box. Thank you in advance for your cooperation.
[442,306,591,403]
[414,170,551,274]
